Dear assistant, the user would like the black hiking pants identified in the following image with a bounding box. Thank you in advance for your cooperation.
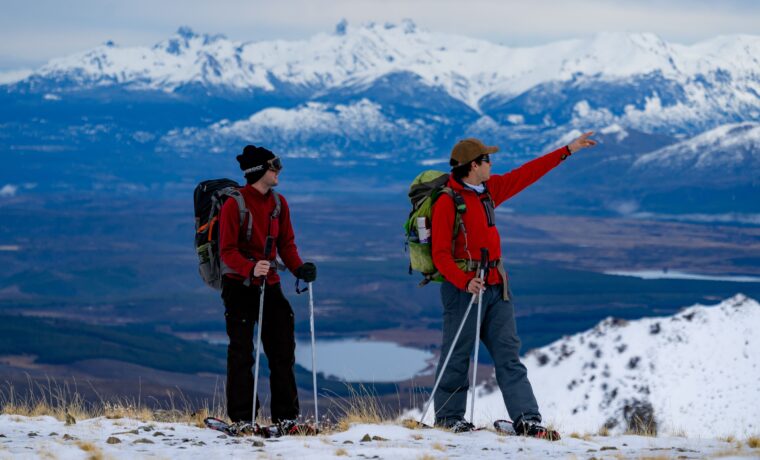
[221,277,299,423]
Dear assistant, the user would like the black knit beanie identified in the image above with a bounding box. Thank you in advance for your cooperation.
[236,144,276,185]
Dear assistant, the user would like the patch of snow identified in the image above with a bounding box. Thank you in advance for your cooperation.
[600,123,629,142]
[506,114,524,125]
[418,158,448,166]
[0,68,32,84]
[628,212,760,225]
[605,270,760,283]
[0,184,19,197]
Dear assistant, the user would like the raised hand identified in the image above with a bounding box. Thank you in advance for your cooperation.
[568,131,598,154]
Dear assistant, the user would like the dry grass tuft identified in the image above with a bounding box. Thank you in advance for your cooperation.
[401,418,422,429]
[720,435,736,443]
[710,447,746,458]
[431,442,446,451]
[746,435,760,448]
[75,441,104,460]
[417,455,437,460]
[326,384,396,432]
[569,432,592,441]
[410,433,423,440]
[334,447,349,456]
[624,416,658,437]
[0,377,227,427]
[597,425,610,436]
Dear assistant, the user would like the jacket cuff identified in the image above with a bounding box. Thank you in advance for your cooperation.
[453,272,475,291]
[246,261,257,279]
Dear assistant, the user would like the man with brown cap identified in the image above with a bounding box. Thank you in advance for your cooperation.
[218,144,317,433]
[430,132,597,437]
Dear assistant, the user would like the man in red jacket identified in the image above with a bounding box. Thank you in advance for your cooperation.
[219,144,317,432]
[430,132,597,437]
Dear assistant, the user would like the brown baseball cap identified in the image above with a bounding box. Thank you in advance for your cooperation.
[450,138,500,168]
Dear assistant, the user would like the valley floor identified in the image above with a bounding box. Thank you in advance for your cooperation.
[0,415,757,459]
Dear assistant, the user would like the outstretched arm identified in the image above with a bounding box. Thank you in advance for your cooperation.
[489,131,597,206]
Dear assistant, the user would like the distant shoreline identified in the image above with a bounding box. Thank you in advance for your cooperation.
[604,269,760,283]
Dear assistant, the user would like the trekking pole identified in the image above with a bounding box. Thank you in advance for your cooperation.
[308,281,319,431]
[419,292,478,425]
[469,248,489,425]
[252,236,274,424]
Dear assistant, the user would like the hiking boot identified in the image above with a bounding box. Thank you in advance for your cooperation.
[277,419,301,436]
[228,420,258,437]
[513,418,561,441]
[437,418,476,433]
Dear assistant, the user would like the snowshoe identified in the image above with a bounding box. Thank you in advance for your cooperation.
[512,419,561,441]
[276,419,319,436]
[204,417,258,437]
[436,418,482,433]
[204,417,318,438]
[493,419,516,435]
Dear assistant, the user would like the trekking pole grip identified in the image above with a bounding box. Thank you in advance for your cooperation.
[479,248,489,278]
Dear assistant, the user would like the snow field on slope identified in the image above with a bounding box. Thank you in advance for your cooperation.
[0,415,752,459]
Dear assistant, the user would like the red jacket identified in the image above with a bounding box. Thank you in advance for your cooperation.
[431,146,571,290]
[219,185,303,286]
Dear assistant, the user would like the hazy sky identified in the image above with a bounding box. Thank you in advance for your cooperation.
[2,0,759,70]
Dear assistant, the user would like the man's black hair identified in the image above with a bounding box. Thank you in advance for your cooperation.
[450,155,486,180]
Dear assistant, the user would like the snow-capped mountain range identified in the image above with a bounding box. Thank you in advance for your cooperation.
[2,21,759,214]
[14,22,760,114]
[631,121,760,184]
[468,294,759,438]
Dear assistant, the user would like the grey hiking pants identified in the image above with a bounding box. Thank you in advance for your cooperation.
[433,281,540,425]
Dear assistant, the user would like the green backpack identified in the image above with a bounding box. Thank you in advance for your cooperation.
[404,170,467,286]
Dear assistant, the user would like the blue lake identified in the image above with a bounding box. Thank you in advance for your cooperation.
[295,338,434,382]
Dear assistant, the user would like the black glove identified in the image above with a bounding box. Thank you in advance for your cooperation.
[294,262,317,283]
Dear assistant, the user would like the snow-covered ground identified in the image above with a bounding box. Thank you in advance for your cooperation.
[408,294,760,440]
[0,415,756,459]
[2,296,757,457]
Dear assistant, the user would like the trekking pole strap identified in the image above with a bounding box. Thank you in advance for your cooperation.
[295,278,309,294]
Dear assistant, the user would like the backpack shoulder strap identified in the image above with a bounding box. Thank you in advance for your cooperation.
[271,191,281,219]
[441,187,469,255]
[230,189,253,241]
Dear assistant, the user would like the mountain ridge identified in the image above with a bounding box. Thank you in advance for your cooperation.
[472,294,760,438]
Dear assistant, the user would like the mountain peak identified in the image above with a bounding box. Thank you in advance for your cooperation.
[176,26,197,40]
[334,18,421,37]
[335,18,348,36]
[156,27,228,55]
[383,18,418,34]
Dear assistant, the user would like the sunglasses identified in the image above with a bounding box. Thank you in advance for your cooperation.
[478,154,491,164]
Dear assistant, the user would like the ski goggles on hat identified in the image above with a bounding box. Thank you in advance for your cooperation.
[268,156,283,171]
[243,156,283,174]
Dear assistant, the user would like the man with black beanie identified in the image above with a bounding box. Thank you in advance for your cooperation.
[218,144,317,433]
